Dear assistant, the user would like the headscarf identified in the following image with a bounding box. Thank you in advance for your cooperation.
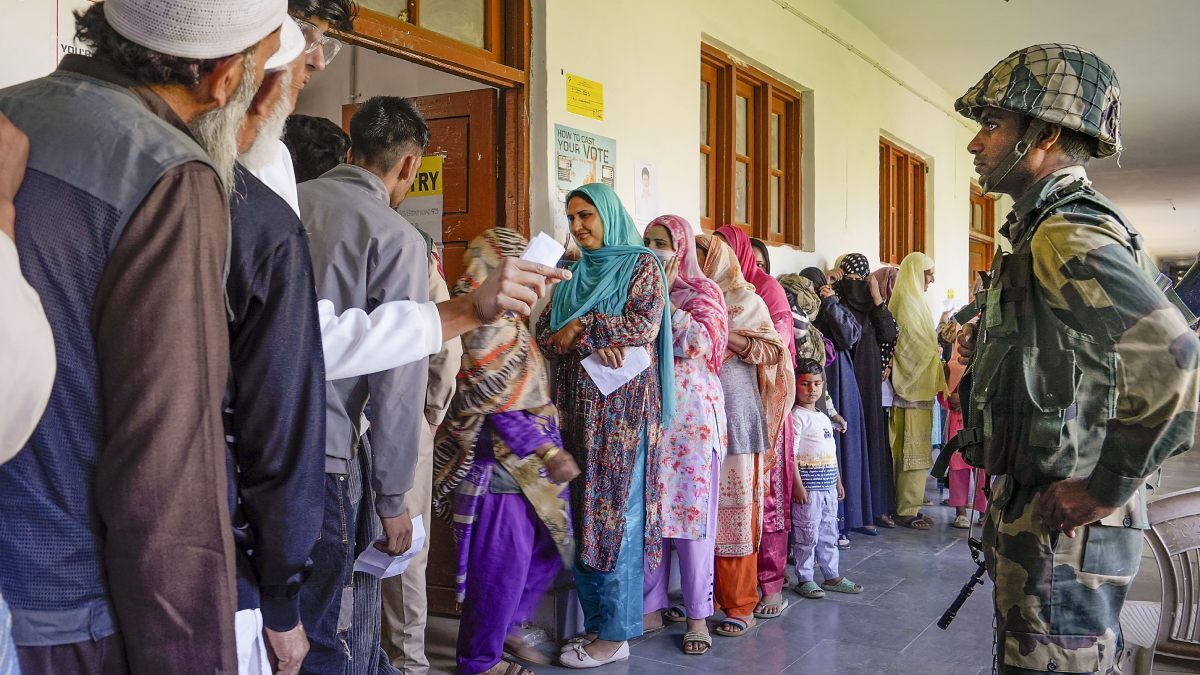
[778,273,826,364]
[888,251,946,402]
[714,225,796,364]
[697,234,792,450]
[841,253,871,278]
[550,183,675,422]
[431,229,573,560]
[834,253,875,312]
[800,266,827,289]
[647,215,727,372]
[871,266,899,304]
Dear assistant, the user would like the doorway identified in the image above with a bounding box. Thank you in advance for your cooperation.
[968,183,996,298]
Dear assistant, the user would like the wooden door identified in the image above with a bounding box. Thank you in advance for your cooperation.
[341,87,500,288]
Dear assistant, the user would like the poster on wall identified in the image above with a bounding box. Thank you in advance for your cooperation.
[396,155,444,245]
[59,1,98,63]
[554,123,616,239]
[633,161,659,227]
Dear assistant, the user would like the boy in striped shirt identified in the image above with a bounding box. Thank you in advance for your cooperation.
[791,358,864,599]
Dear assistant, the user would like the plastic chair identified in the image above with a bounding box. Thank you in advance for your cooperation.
[1121,486,1200,674]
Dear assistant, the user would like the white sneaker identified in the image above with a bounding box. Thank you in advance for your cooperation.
[559,641,630,669]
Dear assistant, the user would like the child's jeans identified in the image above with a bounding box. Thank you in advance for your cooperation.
[791,488,840,583]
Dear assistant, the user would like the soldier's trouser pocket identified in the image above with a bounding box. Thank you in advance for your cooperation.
[987,483,1136,674]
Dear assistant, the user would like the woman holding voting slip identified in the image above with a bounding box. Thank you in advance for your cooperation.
[695,234,791,639]
[536,183,674,669]
[639,215,728,656]
[431,228,581,675]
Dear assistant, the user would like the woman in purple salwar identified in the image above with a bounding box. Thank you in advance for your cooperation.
[432,229,580,675]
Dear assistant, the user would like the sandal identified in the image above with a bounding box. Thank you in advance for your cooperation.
[682,630,712,656]
[876,514,896,528]
[795,581,825,599]
[559,641,630,669]
[952,514,970,529]
[837,534,851,549]
[494,659,536,675]
[662,605,688,624]
[852,526,879,536]
[821,577,864,594]
[713,615,755,637]
[504,634,550,665]
[753,596,790,619]
[896,515,930,530]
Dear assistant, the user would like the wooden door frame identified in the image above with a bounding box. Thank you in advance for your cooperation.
[334,0,531,238]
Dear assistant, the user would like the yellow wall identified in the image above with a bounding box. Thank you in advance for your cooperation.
[531,0,986,310]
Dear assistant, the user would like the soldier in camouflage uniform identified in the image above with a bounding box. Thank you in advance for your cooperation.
[954,44,1200,674]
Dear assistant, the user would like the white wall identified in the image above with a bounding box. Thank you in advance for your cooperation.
[531,0,985,312]
[2,0,95,89]
[293,45,492,123]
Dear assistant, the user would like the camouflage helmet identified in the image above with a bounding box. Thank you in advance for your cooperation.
[955,44,1122,158]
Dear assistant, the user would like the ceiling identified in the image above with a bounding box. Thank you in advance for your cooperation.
[831,0,1200,261]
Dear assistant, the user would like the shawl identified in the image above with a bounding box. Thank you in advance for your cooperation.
[888,252,947,402]
[697,234,792,451]
[551,183,675,422]
[648,214,727,372]
[431,228,573,562]
[871,266,899,304]
[778,273,827,364]
[714,226,796,364]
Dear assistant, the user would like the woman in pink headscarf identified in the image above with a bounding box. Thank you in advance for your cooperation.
[640,216,727,655]
[714,226,795,620]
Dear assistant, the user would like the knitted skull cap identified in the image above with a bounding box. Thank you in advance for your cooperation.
[104,0,288,60]
[265,18,305,70]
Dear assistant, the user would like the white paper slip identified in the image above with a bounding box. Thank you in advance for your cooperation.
[520,232,566,269]
[581,346,651,396]
[352,515,427,579]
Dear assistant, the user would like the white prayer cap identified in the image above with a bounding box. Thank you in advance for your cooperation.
[266,18,305,70]
[104,0,288,60]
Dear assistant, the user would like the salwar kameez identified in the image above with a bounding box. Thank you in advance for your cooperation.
[454,412,572,675]
[644,450,720,619]
[889,398,933,518]
[756,424,793,597]
[574,435,648,641]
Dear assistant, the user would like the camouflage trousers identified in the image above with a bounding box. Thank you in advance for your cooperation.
[983,476,1143,674]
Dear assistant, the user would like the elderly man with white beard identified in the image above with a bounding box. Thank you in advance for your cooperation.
[224,19,321,675]
[0,0,285,673]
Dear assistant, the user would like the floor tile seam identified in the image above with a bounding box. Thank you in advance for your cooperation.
[774,638,830,674]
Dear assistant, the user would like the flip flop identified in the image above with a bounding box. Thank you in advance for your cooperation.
[713,615,755,637]
[682,631,712,656]
[821,577,864,594]
[662,605,688,624]
[753,596,791,619]
[896,515,930,530]
[795,581,825,599]
[837,534,851,549]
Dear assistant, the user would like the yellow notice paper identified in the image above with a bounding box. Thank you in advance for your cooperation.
[566,73,604,121]
[408,155,444,197]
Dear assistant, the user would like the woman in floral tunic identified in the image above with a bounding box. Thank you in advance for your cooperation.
[639,215,727,656]
[536,183,673,669]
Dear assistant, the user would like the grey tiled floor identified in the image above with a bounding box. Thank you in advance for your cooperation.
[425,446,1200,674]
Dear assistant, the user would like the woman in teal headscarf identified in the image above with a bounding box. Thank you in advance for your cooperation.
[536,183,673,668]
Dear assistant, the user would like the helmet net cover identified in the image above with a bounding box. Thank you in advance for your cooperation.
[955,43,1122,158]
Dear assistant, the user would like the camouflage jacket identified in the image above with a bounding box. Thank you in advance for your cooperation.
[970,166,1200,510]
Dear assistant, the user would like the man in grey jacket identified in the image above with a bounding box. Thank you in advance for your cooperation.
[299,96,432,674]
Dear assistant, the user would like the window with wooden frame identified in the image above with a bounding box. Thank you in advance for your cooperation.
[879,138,927,265]
[700,44,803,246]
[355,0,504,61]
[968,183,997,298]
